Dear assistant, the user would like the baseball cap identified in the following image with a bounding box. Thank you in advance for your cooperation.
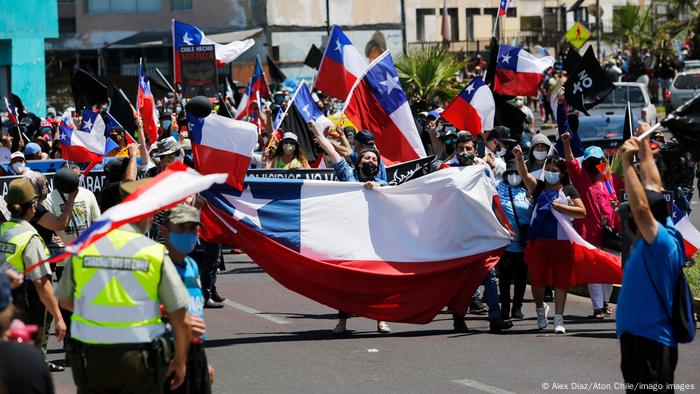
[54,168,80,194]
[583,146,605,161]
[24,142,41,155]
[154,137,182,157]
[486,126,516,144]
[168,205,201,225]
[427,110,442,119]
[281,132,298,143]
[5,178,36,205]
[119,178,150,198]
[355,130,375,145]
[10,151,25,161]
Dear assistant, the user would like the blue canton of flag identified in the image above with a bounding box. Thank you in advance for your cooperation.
[294,83,324,123]
[496,44,520,71]
[458,77,486,102]
[363,53,408,115]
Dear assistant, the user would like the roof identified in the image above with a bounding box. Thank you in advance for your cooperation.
[108,27,263,48]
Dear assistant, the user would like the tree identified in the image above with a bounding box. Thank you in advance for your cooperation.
[610,4,655,53]
[394,46,466,112]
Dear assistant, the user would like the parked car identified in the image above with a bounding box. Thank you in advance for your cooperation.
[668,69,700,112]
[587,82,657,125]
[577,113,636,157]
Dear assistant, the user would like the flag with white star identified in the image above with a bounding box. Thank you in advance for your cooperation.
[314,25,367,100]
[493,44,554,97]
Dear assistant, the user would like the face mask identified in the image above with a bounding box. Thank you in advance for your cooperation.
[458,153,475,166]
[282,143,295,154]
[543,170,561,185]
[162,120,172,130]
[361,162,379,178]
[497,147,507,157]
[532,150,548,161]
[175,106,182,113]
[169,231,199,254]
[11,162,25,174]
[507,173,521,186]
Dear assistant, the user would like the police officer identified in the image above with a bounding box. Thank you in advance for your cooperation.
[56,179,192,393]
[1,178,66,350]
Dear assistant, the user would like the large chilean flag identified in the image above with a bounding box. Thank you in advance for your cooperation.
[172,20,254,83]
[343,51,426,165]
[494,44,555,97]
[200,166,510,323]
[188,112,258,191]
[441,77,495,135]
[314,25,367,100]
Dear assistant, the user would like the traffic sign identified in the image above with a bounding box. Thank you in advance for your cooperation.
[564,22,591,49]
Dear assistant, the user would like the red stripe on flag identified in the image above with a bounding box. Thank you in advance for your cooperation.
[315,57,357,100]
[441,96,483,135]
[192,144,250,191]
[344,79,421,165]
[494,69,543,97]
[61,145,103,163]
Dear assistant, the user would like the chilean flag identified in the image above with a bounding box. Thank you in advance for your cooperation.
[441,77,495,135]
[200,166,510,323]
[498,0,511,16]
[24,162,228,274]
[343,51,426,165]
[525,191,623,287]
[3,97,18,124]
[188,112,258,191]
[494,44,554,97]
[314,25,368,100]
[60,109,107,163]
[137,63,158,145]
[172,19,254,83]
[671,204,700,259]
[235,57,270,120]
[103,112,136,155]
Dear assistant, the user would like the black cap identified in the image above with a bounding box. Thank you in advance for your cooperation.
[355,129,374,145]
[54,168,80,194]
[487,126,517,144]
[185,96,213,118]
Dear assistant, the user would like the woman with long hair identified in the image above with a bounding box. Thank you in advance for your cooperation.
[264,132,310,169]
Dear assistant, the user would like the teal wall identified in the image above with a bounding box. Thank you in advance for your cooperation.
[0,0,58,116]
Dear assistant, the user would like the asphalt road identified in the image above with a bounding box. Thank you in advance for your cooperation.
[47,250,700,394]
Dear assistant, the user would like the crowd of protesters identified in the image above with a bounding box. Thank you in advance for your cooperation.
[0,33,697,393]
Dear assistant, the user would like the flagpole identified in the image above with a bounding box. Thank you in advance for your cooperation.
[171,19,176,85]
[492,12,500,39]
[273,81,304,135]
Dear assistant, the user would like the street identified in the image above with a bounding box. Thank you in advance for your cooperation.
[49,255,700,394]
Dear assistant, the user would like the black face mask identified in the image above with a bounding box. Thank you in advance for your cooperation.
[458,153,475,166]
[584,159,600,175]
[361,162,379,178]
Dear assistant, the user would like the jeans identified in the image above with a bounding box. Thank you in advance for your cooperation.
[588,283,613,310]
[499,251,527,315]
[191,241,221,300]
[483,268,501,319]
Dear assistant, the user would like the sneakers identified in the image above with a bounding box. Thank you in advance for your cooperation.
[204,299,224,309]
[536,304,550,330]
[553,314,566,334]
[469,299,488,315]
[210,293,226,303]
[333,320,347,334]
[511,306,524,319]
[377,321,391,334]
[489,318,513,334]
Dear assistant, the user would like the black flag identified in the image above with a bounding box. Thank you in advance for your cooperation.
[622,101,633,140]
[109,87,138,135]
[563,47,614,116]
[71,69,109,109]
[304,44,323,70]
[562,48,582,76]
[267,55,287,83]
[662,92,700,159]
[483,37,499,87]
[493,94,526,135]
[280,105,321,163]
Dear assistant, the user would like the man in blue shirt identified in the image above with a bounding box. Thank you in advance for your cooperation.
[617,123,684,392]
[162,205,214,394]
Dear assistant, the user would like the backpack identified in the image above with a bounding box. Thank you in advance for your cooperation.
[642,231,696,344]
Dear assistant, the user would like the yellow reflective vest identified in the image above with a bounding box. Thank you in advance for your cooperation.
[71,228,165,344]
[0,220,45,274]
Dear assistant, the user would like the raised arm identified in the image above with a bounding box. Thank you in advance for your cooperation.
[636,122,663,192]
[620,137,658,243]
[308,121,342,164]
[513,145,537,193]
[561,131,574,162]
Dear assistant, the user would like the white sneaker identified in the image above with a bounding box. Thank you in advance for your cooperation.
[377,321,391,334]
[333,320,347,334]
[536,304,550,330]
[553,314,566,334]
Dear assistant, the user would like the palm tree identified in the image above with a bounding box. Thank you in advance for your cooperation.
[394,46,466,112]
[610,4,655,52]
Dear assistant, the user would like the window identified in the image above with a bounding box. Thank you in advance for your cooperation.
[466,8,480,40]
[506,7,517,17]
[85,0,161,13]
[58,17,76,35]
[416,8,436,41]
[439,7,460,41]
[172,0,192,11]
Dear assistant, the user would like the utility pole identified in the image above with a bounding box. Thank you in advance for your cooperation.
[596,0,601,58]
[400,0,407,54]
[326,0,330,34]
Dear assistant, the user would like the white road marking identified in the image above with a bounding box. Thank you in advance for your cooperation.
[222,299,291,325]
[367,349,379,353]
[452,379,516,394]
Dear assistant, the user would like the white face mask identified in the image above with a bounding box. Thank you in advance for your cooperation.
[543,170,561,185]
[507,173,521,186]
[532,150,548,161]
[11,162,25,174]
[282,143,295,154]
[497,147,507,157]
